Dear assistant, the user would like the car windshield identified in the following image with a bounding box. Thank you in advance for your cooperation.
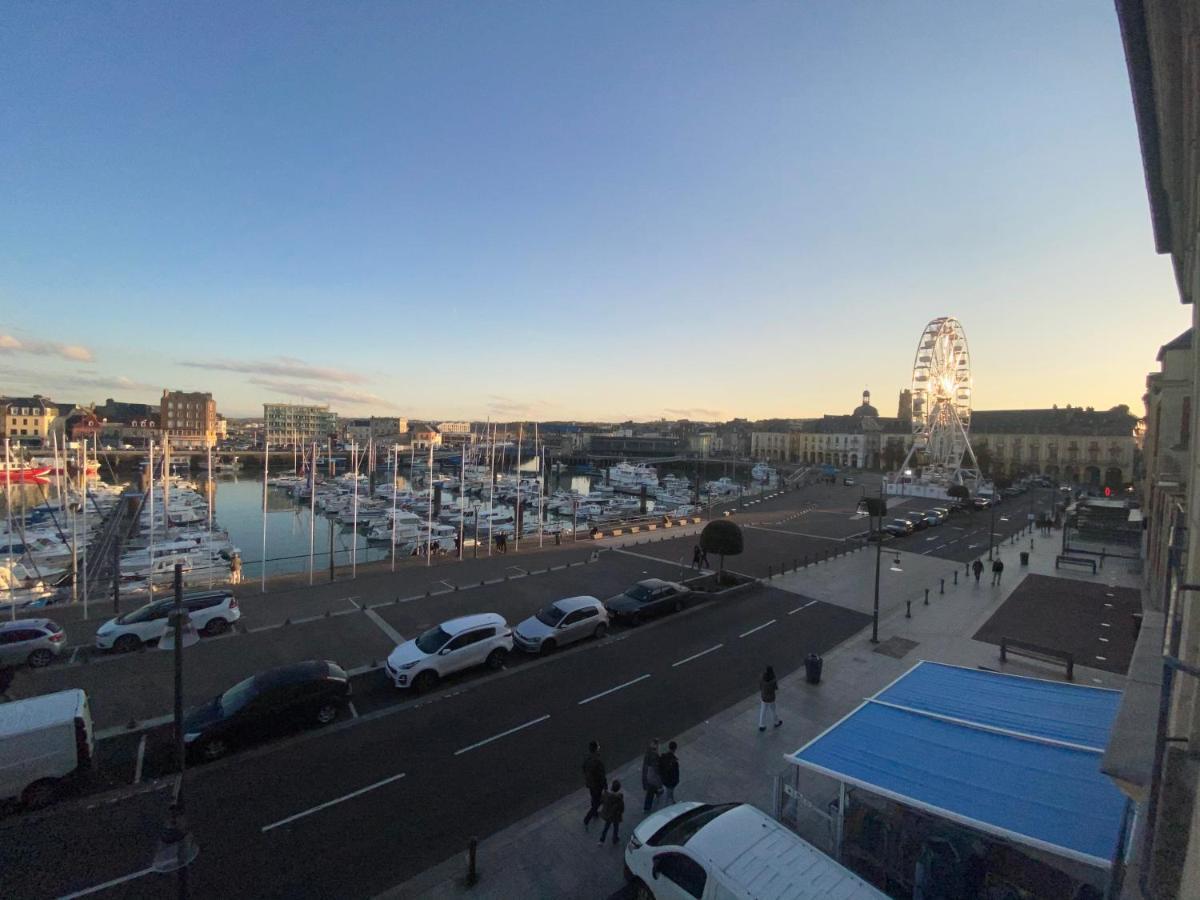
[219,676,259,715]
[415,625,452,654]
[649,803,740,847]
[535,604,566,627]
[118,602,162,624]
[626,585,654,602]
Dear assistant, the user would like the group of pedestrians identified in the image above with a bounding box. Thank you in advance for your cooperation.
[581,738,682,846]
[970,557,1005,586]
[691,543,709,569]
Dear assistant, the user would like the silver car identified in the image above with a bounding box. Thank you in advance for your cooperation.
[0,618,66,668]
[513,596,609,655]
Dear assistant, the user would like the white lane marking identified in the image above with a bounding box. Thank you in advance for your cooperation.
[1098,637,1110,643]
[1095,655,1107,661]
[1100,622,1111,628]
[788,600,819,615]
[69,647,80,664]
[363,608,405,645]
[739,619,777,638]
[58,868,156,899]
[672,644,724,667]
[133,734,146,784]
[453,714,551,754]
[578,674,652,706]
[262,772,407,832]
[348,701,359,719]
[1104,603,1113,608]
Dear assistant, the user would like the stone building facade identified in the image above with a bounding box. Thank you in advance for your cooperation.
[2,396,56,447]
[161,389,217,449]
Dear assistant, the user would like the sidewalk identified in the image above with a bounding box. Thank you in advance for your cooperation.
[379,527,1134,899]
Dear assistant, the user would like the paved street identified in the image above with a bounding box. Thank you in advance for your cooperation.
[0,478,1061,899]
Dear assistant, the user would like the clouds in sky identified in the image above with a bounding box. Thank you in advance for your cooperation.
[0,332,93,362]
[183,357,368,384]
[663,407,724,419]
[248,377,398,410]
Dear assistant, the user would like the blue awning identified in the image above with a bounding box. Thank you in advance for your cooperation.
[789,662,1127,868]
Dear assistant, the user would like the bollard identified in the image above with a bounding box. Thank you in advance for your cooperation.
[466,836,479,887]
[1030,539,1034,551]
[768,565,773,579]
[925,588,929,606]
[906,600,911,618]
[953,570,958,585]
[940,578,945,595]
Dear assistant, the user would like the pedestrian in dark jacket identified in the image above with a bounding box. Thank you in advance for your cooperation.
[582,740,607,828]
[692,544,702,569]
[659,741,680,804]
[598,780,624,846]
[972,559,984,585]
[991,557,1004,585]
[641,739,663,812]
[758,665,782,731]
[699,546,710,568]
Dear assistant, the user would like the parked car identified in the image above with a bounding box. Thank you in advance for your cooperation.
[95,590,241,652]
[513,596,608,655]
[0,689,93,808]
[842,477,855,486]
[605,579,691,626]
[183,660,349,762]
[624,802,886,900]
[922,509,946,526]
[972,496,992,509]
[385,613,513,691]
[902,511,928,530]
[882,518,912,537]
[0,618,66,668]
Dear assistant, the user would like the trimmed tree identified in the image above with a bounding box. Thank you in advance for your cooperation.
[947,484,970,504]
[700,519,744,582]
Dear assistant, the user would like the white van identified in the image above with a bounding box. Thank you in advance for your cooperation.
[625,802,886,900]
[0,689,94,808]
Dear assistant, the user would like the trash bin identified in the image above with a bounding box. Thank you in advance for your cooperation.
[805,653,822,685]
[1019,551,1029,566]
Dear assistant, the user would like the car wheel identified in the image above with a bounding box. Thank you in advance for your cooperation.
[21,778,58,809]
[413,670,439,693]
[632,612,644,626]
[203,618,229,636]
[633,879,654,900]
[27,648,54,668]
[200,738,229,762]
[486,648,507,669]
[539,639,556,656]
[114,634,141,653]
[593,623,607,640]
[315,703,338,726]
[674,598,685,613]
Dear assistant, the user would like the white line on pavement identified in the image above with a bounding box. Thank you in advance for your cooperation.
[787,600,818,615]
[363,608,405,645]
[348,701,359,719]
[69,647,80,664]
[672,644,723,667]
[58,867,156,899]
[262,772,407,832]
[578,674,652,706]
[739,619,777,638]
[453,715,551,755]
[133,735,146,784]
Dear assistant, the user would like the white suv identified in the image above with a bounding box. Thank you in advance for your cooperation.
[95,591,241,652]
[386,613,512,692]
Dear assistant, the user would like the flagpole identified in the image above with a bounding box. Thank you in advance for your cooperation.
[261,439,269,592]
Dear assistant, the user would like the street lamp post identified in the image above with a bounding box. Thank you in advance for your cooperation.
[153,563,199,895]
[988,499,997,561]
[866,484,886,644]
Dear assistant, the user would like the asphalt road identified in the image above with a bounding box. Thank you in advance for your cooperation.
[5,583,868,899]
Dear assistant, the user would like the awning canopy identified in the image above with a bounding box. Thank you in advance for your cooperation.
[788,661,1127,868]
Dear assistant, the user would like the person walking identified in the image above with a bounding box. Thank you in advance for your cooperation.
[991,557,1004,586]
[659,740,680,804]
[699,546,710,568]
[758,666,782,731]
[692,544,702,569]
[582,740,607,829]
[598,779,624,846]
[972,558,983,585]
[641,739,663,812]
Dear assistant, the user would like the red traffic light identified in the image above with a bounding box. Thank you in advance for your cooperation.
[1104,486,1112,497]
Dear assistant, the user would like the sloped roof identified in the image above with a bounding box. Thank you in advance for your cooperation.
[1156,328,1193,360]
[972,407,1136,437]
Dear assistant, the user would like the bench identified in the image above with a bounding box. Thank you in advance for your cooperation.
[1055,555,1097,574]
[1000,637,1074,680]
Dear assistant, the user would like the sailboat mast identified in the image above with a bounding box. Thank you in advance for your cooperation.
[5,440,14,620]
[261,440,269,592]
[309,441,317,585]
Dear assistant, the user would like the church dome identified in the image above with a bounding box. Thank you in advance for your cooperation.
[852,390,878,418]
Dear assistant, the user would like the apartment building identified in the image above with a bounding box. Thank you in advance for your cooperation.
[263,403,339,446]
[161,390,217,449]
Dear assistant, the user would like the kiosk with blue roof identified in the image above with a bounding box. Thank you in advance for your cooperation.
[785,661,1133,897]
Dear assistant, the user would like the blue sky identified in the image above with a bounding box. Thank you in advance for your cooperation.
[0,1,1186,420]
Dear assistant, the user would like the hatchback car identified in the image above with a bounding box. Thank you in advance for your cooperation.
[922,509,946,526]
[605,579,691,626]
[96,590,240,652]
[386,613,513,691]
[0,619,66,668]
[183,660,350,762]
[882,518,912,537]
[513,596,609,655]
[902,511,928,531]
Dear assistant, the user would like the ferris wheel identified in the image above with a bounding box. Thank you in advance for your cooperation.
[899,316,980,486]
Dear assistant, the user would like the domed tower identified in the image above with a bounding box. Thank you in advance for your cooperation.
[852,390,879,418]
